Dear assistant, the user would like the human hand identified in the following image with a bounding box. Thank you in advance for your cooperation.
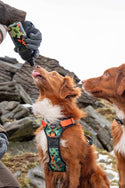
[23,21,42,50]
[14,21,42,61]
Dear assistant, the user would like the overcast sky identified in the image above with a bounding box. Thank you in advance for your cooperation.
[1,0,125,80]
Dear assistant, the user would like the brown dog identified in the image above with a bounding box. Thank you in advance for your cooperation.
[32,65,110,188]
[82,64,125,188]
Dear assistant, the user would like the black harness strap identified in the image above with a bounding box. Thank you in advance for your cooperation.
[42,118,75,172]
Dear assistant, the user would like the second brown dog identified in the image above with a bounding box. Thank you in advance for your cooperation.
[82,64,125,188]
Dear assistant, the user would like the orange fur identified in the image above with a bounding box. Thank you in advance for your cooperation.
[33,66,110,188]
[83,64,125,188]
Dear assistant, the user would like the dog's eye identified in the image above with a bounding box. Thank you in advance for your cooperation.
[103,72,110,78]
[52,72,57,76]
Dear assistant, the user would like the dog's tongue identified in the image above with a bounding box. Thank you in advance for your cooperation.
[32,71,41,78]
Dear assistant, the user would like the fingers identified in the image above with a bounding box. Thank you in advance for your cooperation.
[25,30,42,50]
[33,49,39,58]
[29,31,42,40]
[26,38,41,46]
[26,43,39,50]
[14,21,42,62]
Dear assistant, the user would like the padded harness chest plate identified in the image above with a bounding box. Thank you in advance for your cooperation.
[42,118,75,172]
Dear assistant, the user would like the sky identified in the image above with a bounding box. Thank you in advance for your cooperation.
[1,0,125,80]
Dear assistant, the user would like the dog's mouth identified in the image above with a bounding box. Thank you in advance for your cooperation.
[32,70,46,81]
[92,90,102,94]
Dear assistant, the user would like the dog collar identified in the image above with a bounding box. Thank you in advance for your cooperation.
[42,117,75,172]
[115,117,125,125]
[41,117,75,129]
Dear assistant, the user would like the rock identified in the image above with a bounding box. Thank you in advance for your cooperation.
[9,104,29,120]
[35,56,80,83]
[5,101,19,111]
[27,165,45,188]
[16,84,33,105]
[0,59,22,82]
[77,87,102,108]
[7,140,37,156]
[4,116,39,141]
[13,62,39,100]
[0,56,19,64]
[0,101,30,123]
[13,55,80,100]
[14,170,21,178]
[0,81,20,102]
[0,81,33,104]
[0,101,19,119]
[85,105,111,128]
[83,106,113,151]
[97,128,113,151]
[79,119,104,149]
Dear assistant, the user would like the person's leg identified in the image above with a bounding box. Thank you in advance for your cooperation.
[0,161,20,188]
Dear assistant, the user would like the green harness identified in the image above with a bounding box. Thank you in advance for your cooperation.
[42,118,75,172]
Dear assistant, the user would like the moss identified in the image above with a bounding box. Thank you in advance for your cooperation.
[9,121,36,141]
[84,130,93,137]
[111,180,119,186]
[97,149,117,166]
[34,118,41,126]
[2,152,40,188]
[97,148,118,186]
[2,148,118,187]
[1,118,16,123]
[97,148,109,155]
[96,99,116,122]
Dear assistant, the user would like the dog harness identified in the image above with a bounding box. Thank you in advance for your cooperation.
[42,118,75,172]
[84,134,93,145]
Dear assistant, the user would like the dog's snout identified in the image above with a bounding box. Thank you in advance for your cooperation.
[82,80,86,85]
[35,65,41,69]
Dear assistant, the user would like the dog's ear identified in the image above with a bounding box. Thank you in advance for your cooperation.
[117,77,125,96]
[60,76,81,99]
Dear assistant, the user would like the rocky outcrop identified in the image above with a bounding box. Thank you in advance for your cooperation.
[0,56,22,82]
[0,56,113,151]
[0,81,20,102]
[0,101,29,123]
[27,165,45,188]
[13,56,80,100]
[83,106,113,151]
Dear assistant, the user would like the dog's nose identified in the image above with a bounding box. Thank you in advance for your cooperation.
[35,65,40,69]
[82,80,85,85]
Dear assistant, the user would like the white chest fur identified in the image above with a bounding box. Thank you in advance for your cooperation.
[113,104,125,120]
[32,98,65,123]
[35,130,49,163]
[113,105,125,156]
[33,98,67,164]
[114,126,125,156]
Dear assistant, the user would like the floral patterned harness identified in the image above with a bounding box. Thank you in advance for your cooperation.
[42,118,75,172]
